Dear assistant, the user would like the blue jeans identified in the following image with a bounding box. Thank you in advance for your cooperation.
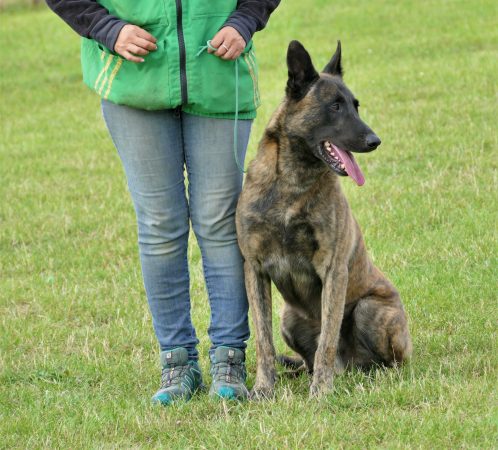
[101,99,251,360]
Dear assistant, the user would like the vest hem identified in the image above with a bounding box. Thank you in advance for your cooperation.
[181,106,257,120]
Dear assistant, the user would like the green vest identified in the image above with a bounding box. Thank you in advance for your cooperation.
[80,0,260,119]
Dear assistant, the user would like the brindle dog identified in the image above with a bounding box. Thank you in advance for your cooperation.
[236,41,412,398]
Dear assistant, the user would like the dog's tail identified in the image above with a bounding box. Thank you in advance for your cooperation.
[276,354,305,370]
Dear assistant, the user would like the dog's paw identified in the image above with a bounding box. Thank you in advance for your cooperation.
[309,369,334,399]
[249,386,275,401]
[309,380,334,399]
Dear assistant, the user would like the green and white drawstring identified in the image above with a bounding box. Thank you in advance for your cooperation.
[196,40,246,174]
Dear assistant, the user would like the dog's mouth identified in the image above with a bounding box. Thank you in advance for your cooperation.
[319,141,365,186]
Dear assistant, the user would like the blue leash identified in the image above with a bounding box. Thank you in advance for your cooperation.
[196,40,246,173]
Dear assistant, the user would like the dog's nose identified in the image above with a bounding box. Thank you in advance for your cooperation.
[366,134,381,150]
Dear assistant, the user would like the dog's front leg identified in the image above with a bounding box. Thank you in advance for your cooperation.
[244,261,276,399]
[310,265,348,398]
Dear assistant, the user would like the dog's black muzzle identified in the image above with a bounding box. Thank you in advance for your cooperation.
[365,133,381,151]
[349,132,381,153]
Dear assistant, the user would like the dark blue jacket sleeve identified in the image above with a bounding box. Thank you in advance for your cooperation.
[223,0,281,44]
[45,0,127,51]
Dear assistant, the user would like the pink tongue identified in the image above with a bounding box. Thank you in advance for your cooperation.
[331,144,365,186]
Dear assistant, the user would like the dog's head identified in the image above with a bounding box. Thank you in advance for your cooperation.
[284,40,381,186]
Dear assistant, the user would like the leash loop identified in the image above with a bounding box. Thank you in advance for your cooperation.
[196,40,246,174]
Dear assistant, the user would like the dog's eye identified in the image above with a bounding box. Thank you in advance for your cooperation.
[330,103,340,111]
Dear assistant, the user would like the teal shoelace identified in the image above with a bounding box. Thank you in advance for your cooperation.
[211,361,246,384]
[160,364,199,391]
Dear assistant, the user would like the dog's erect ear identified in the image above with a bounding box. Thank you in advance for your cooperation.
[323,40,343,77]
[286,40,319,100]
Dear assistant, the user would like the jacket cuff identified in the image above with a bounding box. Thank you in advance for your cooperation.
[90,17,127,52]
[222,15,258,45]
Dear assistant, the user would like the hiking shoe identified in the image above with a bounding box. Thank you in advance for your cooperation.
[151,348,203,406]
[209,346,249,401]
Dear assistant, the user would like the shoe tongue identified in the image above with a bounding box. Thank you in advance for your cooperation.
[331,144,365,186]
[214,347,244,364]
[161,348,189,367]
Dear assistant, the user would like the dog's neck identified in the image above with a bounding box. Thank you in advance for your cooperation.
[260,132,339,195]
[280,135,326,182]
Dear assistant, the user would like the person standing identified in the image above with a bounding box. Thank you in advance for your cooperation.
[46,0,280,404]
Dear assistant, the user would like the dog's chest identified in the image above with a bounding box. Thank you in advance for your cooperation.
[247,209,324,308]
[251,208,320,260]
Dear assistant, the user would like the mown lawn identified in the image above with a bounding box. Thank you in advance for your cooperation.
[1,1,497,448]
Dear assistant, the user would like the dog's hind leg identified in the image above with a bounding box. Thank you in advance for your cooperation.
[280,304,320,373]
[349,287,412,369]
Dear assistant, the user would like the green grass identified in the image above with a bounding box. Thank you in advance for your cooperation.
[1,1,497,448]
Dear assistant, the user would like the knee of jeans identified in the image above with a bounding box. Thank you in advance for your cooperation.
[136,209,189,255]
[191,208,237,245]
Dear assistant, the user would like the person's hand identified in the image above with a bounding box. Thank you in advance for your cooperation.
[114,24,157,63]
[209,26,246,60]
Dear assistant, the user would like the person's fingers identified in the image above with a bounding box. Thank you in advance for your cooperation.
[127,43,149,56]
[221,45,238,60]
[209,27,246,59]
[121,50,144,63]
[134,36,157,52]
[134,27,157,43]
[221,38,245,60]
[215,42,230,57]
[114,23,159,62]
[232,48,244,60]
[209,30,225,53]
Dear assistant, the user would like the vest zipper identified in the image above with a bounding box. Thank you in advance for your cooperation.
[175,0,188,105]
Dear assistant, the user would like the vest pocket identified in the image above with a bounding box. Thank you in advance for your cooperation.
[82,36,172,110]
[190,17,260,115]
